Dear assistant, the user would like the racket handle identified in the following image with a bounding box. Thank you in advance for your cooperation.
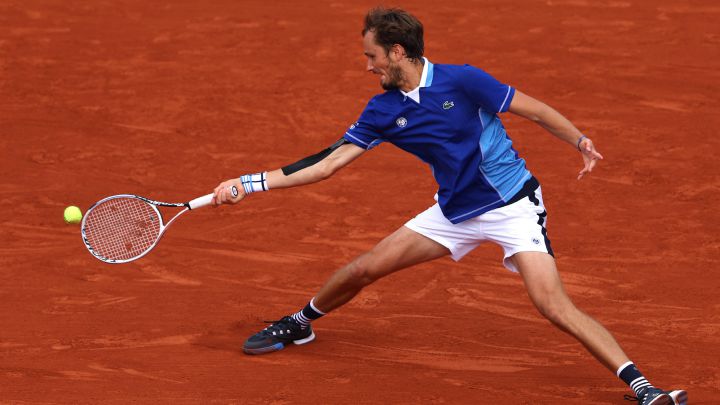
[188,186,238,210]
[188,193,215,210]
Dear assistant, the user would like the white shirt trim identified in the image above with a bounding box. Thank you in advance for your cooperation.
[401,57,430,104]
[498,86,513,112]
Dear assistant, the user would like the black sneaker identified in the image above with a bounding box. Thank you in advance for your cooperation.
[624,387,673,405]
[243,316,315,355]
[668,389,687,405]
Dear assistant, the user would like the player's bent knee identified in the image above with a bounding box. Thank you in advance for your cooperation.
[344,259,375,286]
[535,301,576,328]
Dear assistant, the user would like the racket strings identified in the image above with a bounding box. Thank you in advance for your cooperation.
[83,198,161,261]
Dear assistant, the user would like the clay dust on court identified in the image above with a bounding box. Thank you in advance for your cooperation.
[1,1,718,403]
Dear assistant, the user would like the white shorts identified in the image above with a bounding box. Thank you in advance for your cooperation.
[404,186,553,272]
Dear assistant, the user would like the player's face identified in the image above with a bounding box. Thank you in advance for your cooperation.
[363,31,403,90]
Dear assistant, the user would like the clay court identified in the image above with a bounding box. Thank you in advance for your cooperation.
[1,0,718,403]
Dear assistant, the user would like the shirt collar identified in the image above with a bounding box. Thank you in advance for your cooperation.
[401,57,433,102]
[419,57,433,88]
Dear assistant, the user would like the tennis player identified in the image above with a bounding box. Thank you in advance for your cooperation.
[212,8,686,405]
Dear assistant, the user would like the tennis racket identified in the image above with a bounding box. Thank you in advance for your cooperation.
[81,186,238,264]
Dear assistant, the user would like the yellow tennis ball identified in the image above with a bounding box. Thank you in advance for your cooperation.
[64,206,83,224]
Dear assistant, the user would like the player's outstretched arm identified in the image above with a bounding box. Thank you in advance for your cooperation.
[508,90,604,180]
[213,140,366,205]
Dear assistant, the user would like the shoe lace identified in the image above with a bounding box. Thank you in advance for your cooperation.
[260,317,295,334]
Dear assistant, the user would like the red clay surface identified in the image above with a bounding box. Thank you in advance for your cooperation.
[2,1,719,403]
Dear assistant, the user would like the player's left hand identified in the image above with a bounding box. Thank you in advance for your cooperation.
[577,137,604,180]
[212,179,246,205]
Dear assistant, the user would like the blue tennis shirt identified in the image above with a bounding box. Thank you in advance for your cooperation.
[344,58,532,224]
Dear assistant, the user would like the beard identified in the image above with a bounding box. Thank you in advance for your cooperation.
[380,62,404,90]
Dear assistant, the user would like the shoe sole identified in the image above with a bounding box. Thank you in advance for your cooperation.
[669,390,687,405]
[293,331,316,345]
[243,331,316,355]
[243,342,284,355]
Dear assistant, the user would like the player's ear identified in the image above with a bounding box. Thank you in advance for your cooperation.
[390,44,405,61]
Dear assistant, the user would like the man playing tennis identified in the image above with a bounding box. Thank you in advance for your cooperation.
[212,8,685,405]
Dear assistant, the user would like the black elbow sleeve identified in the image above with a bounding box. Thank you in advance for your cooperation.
[281,138,350,175]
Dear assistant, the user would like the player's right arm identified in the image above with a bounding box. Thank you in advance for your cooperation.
[212,140,366,205]
[215,99,381,205]
[268,141,366,188]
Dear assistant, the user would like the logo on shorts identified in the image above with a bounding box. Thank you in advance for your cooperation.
[532,237,540,245]
[396,117,407,128]
[443,100,455,110]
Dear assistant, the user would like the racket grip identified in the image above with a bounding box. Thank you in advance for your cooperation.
[188,193,215,210]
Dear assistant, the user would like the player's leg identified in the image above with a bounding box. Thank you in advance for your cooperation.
[242,225,451,355]
[313,225,450,312]
[513,252,678,405]
[512,251,628,370]
[482,182,681,404]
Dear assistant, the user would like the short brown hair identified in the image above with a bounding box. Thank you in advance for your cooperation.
[362,7,424,61]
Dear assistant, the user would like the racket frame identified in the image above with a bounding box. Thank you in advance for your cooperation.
[81,192,217,264]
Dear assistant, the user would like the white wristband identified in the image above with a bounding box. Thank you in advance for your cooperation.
[240,172,269,195]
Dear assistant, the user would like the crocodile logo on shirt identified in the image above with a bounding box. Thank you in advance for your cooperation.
[443,101,455,110]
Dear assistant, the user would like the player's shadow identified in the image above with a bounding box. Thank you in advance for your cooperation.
[192,321,251,353]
